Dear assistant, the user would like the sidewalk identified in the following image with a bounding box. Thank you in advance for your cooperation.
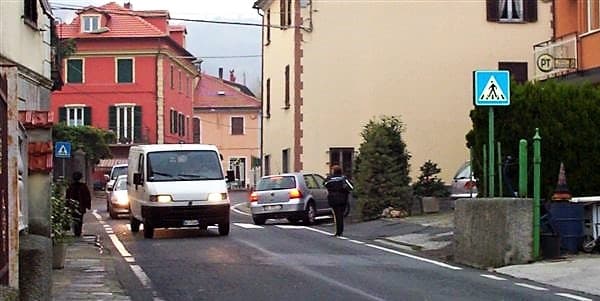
[52,193,131,300]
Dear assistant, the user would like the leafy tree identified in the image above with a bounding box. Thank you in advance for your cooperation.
[413,160,449,197]
[53,123,115,163]
[466,80,600,200]
[353,116,413,220]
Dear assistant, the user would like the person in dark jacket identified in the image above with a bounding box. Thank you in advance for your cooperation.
[324,165,353,236]
[66,171,91,236]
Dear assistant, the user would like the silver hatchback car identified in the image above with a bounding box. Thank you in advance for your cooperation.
[249,172,330,225]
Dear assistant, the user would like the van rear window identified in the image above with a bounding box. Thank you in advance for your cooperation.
[256,176,296,191]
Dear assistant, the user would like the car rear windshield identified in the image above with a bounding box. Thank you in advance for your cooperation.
[256,176,296,191]
[111,166,128,179]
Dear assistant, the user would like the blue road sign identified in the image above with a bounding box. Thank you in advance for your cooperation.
[474,70,510,106]
[55,141,71,158]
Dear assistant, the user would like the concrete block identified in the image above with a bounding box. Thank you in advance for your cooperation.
[19,234,52,301]
[454,198,533,268]
[421,197,440,213]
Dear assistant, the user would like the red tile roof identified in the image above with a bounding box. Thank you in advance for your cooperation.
[194,75,261,109]
[58,2,169,39]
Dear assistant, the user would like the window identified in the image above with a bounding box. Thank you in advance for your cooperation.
[186,77,190,97]
[499,62,528,84]
[59,106,91,126]
[266,9,271,44]
[109,105,141,144]
[178,113,185,136]
[23,0,38,25]
[588,0,600,32]
[117,58,133,83]
[329,147,354,178]
[193,118,201,143]
[170,109,177,134]
[170,65,174,89]
[231,117,244,135]
[66,59,83,83]
[265,78,271,118]
[178,71,182,93]
[264,154,271,176]
[282,149,289,173]
[280,0,286,27]
[284,65,290,109]
[280,0,291,27]
[81,15,100,32]
[487,0,536,23]
[287,0,292,26]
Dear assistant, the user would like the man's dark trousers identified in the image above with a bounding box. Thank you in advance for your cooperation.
[332,205,345,236]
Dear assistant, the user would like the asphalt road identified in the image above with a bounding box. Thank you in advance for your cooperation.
[94,191,589,301]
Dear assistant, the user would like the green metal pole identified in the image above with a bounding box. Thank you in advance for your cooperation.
[483,144,488,198]
[533,128,542,259]
[497,141,503,197]
[519,139,528,197]
[488,107,495,197]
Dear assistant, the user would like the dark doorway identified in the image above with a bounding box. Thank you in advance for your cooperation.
[329,147,354,178]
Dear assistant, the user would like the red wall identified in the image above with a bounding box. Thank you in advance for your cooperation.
[51,38,196,146]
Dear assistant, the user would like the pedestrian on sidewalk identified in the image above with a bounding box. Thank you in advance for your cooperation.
[66,171,91,236]
[325,165,354,236]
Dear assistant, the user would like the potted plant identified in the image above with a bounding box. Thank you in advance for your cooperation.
[51,182,76,269]
[413,160,449,214]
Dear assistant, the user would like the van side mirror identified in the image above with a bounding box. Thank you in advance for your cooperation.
[226,170,235,183]
[133,173,143,185]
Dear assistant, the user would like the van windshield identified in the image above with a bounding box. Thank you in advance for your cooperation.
[146,150,223,182]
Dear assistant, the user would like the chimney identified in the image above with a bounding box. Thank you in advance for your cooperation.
[218,67,223,80]
[229,69,236,82]
[124,2,132,9]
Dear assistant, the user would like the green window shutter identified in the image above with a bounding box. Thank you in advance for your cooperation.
[67,59,83,83]
[134,106,142,142]
[108,106,116,132]
[117,59,133,83]
[84,107,92,125]
[486,0,499,22]
[59,107,66,122]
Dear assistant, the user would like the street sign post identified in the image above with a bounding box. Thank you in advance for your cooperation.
[473,70,511,197]
[55,141,71,179]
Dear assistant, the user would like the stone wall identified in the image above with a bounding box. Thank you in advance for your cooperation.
[454,198,533,268]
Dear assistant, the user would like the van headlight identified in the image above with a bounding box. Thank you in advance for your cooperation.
[149,195,173,203]
[207,193,228,202]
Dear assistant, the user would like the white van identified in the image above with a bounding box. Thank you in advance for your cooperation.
[128,144,233,238]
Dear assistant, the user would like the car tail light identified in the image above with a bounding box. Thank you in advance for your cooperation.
[249,192,258,202]
[464,181,476,190]
[289,189,302,199]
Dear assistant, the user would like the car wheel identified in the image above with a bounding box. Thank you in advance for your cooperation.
[303,202,316,225]
[343,203,350,217]
[218,222,230,236]
[252,215,266,225]
[143,222,154,239]
[199,223,208,230]
[130,215,140,232]
[108,204,117,219]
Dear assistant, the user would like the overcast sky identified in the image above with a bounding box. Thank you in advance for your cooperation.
[50,0,262,94]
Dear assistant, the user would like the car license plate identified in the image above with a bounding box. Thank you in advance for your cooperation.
[183,220,199,226]
[264,205,282,211]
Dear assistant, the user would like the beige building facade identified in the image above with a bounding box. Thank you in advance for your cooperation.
[254,0,552,181]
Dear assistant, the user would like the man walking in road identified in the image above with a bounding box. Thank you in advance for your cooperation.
[324,165,353,236]
[66,171,91,236]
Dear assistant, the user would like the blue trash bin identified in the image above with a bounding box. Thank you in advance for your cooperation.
[549,202,584,254]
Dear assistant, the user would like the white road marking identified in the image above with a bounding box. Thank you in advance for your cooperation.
[349,239,366,245]
[514,283,549,291]
[315,216,332,220]
[555,293,593,301]
[231,203,251,216]
[233,223,264,229]
[108,234,131,257]
[275,225,306,230]
[336,236,349,240]
[124,257,135,263]
[130,265,152,288]
[480,274,506,281]
[364,244,462,270]
[92,210,101,219]
[302,226,334,236]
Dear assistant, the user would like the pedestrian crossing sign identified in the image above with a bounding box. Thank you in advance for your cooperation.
[55,141,71,158]
[473,70,510,106]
